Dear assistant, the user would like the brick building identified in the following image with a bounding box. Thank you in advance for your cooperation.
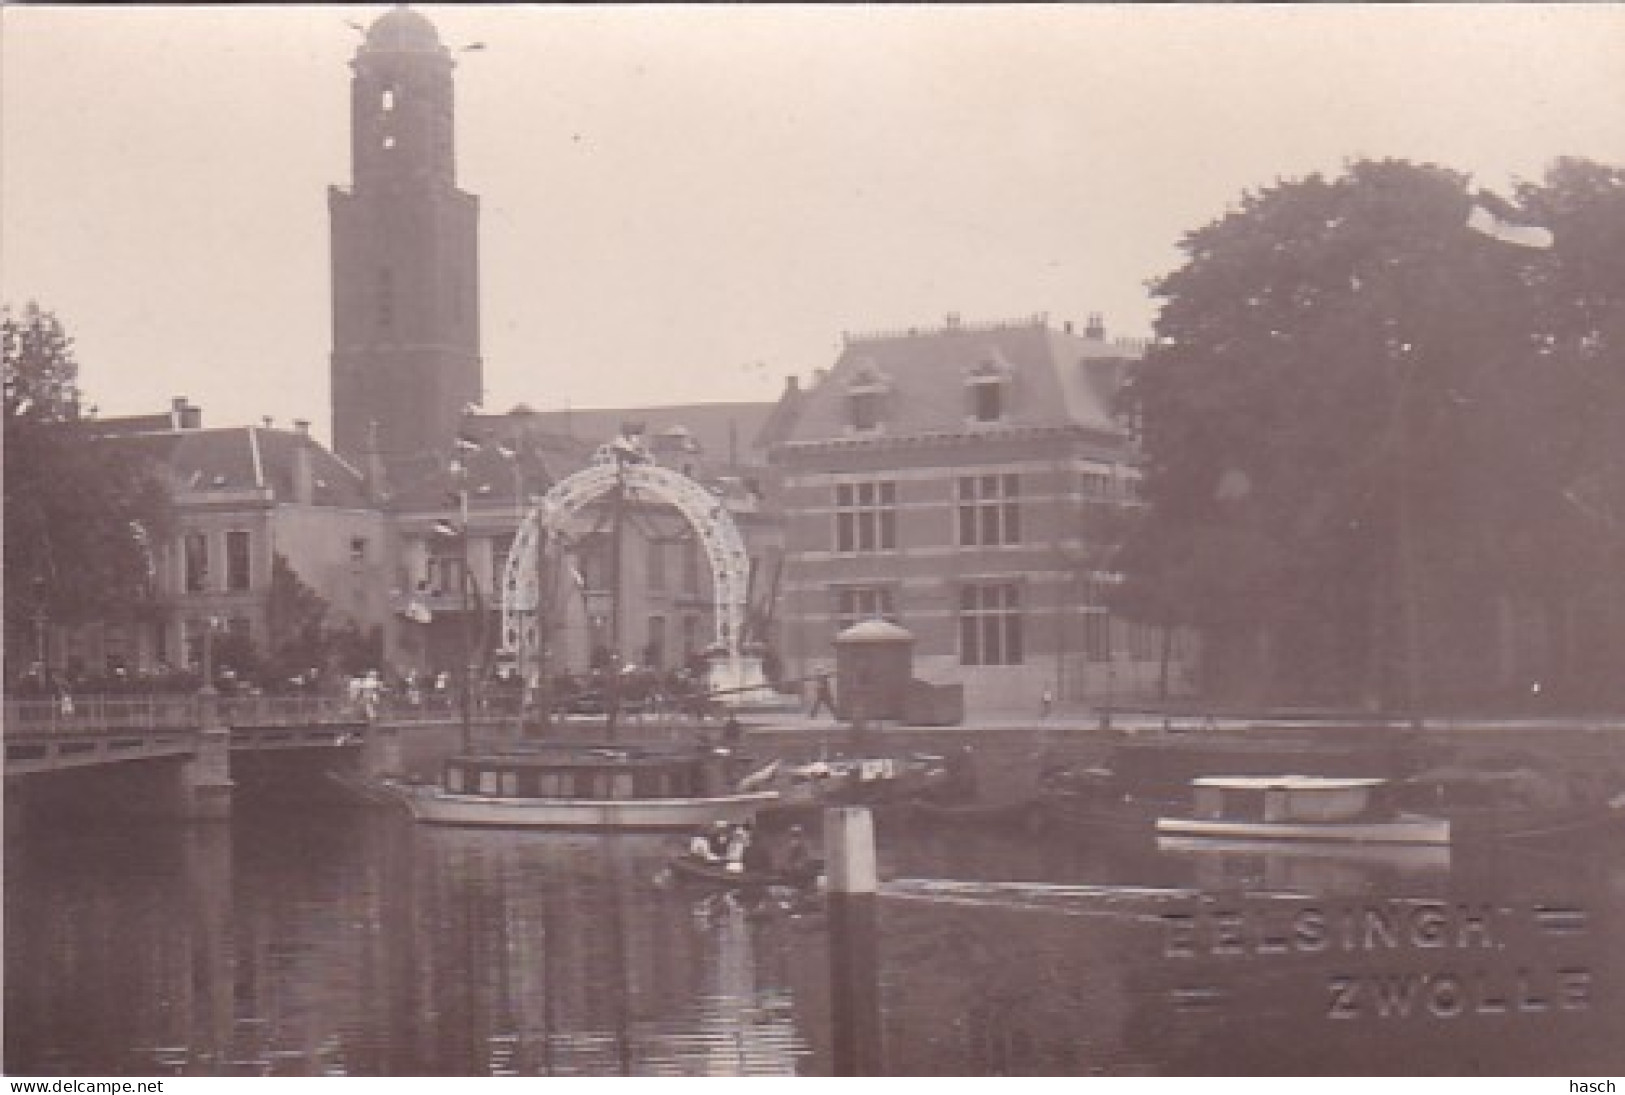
[769,313,1196,712]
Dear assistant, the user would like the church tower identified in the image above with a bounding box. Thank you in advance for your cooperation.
[329,5,481,471]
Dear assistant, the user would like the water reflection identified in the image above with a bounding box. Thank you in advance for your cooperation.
[6,804,1623,1075]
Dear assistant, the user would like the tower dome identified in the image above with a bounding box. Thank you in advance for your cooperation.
[362,5,446,55]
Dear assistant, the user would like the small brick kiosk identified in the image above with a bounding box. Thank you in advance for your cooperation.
[833,618,915,722]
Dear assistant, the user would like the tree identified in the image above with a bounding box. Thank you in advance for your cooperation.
[3,304,173,666]
[260,553,385,688]
[1118,158,1625,710]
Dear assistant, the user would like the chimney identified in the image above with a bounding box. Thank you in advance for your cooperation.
[1064,320,1074,335]
[1085,312,1106,341]
[170,397,188,430]
[784,375,800,394]
[292,439,315,505]
[945,312,961,331]
[293,419,311,436]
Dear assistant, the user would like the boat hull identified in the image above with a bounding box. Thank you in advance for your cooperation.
[384,783,780,830]
[1155,813,1450,845]
[666,853,822,890]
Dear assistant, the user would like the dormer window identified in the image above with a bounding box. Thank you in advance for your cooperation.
[845,359,893,434]
[964,354,1014,423]
[971,380,1003,422]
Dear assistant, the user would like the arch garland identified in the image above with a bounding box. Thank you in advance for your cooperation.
[498,438,753,692]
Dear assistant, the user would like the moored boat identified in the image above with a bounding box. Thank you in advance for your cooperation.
[375,743,779,830]
[1155,775,1450,845]
[1397,765,1625,845]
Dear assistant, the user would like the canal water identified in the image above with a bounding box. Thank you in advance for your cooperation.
[7,803,1624,1076]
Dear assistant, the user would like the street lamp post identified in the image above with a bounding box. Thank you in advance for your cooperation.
[436,474,476,754]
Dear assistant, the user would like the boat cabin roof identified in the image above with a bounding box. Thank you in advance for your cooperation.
[448,746,719,772]
[1191,775,1388,792]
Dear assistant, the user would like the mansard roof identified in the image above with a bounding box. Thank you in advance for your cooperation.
[775,315,1145,450]
[89,421,370,509]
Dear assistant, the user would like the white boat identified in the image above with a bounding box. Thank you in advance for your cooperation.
[375,744,780,830]
[1154,775,1450,845]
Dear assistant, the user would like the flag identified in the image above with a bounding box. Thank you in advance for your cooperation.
[1466,191,1553,249]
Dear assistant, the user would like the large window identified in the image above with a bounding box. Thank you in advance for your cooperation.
[960,582,1023,666]
[835,481,897,553]
[184,532,209,593]
[647,539,667,592]
[958,474,1021,547]
[680,538,701,594]
[225,531,252,592]
[833,585,897,631]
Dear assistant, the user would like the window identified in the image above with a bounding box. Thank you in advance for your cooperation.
[225,531,252,592]
[1083,608,1112,662]
[680,538,700,594]
[846,361,893,433]
[647,539,667,592]
[184,532,209,593]
[851,390,883,431]
[645,616,666,667]
[971,381,1003,422]
[958,474,1021,547]
[960,582,1023,666]
[427,555,461,597]
[834,586,896,631]
[381,88,396,113]
[964,356,1013,423]
[1081,467,1115,500]
[350,536,369,564]
[490,536,514,585]
[835,481,898,553]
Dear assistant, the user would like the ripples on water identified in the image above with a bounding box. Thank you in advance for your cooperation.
[6,804,1624,1076]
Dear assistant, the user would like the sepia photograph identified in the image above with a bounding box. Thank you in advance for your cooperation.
[4,2,1624,1080]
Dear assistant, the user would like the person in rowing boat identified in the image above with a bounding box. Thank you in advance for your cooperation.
[687,820,731,865]
[723,822,747,873]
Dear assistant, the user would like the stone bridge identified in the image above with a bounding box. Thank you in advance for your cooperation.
[4,694,372,819]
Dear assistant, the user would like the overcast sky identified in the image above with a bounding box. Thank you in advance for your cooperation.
[4,4,1623,445]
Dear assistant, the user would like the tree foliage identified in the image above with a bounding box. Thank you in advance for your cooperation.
[3,303,174,651]
[1116,158,1625,709]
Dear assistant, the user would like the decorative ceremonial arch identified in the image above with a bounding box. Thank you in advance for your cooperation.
[498,437,760,697]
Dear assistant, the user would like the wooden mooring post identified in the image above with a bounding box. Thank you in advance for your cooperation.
[825,806,883,1076]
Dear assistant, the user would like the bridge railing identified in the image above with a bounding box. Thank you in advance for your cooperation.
[4,695,203,734]
[3,693,360,735]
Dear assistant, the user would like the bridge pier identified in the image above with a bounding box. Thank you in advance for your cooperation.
[362,720,404,780]
[175,694,233,821]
